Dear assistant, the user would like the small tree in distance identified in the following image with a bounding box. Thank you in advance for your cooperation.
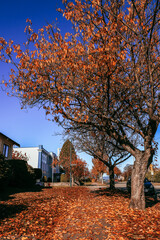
[72,157,90,184]
[59,140,89,184]
[59,139,77,181]
[122,164,133,181]
[113,166,122,180]
[66,129,131,189]
[91,158,107,184]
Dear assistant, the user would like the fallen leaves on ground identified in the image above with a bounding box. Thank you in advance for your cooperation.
[0,187,160,239]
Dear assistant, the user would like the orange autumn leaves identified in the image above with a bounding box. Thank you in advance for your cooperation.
[0,1,160,211]
[12,150,29,162]
[0,187,160,239]
[58,140,89,181]
[91,158,107,180]
[0,1,125,120]
[0,0,159,126]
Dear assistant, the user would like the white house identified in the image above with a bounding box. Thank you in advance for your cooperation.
[13,145,61,181]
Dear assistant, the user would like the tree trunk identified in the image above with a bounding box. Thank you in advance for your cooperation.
[72,176,74,186]
[129,150,152,210]
[109,166,115,189]
[101,172,103,184]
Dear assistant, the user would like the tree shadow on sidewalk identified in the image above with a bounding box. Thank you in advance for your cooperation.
[90,187,159,208]
[91,187,130,198]
[0,185,44,201]
[0,185,45,221]
[145,196,159,208]
[0,203,27,221]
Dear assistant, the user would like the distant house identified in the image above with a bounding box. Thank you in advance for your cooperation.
[0,132,20,159]
[13,145,62,182]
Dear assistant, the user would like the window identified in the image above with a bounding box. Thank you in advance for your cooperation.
[42,153,47,164]
[3,144,9,158]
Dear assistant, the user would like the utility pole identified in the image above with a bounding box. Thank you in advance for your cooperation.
[70,142,72,187]
[52,156,54,183]
[57,148,61,160]
[51,153,56,183]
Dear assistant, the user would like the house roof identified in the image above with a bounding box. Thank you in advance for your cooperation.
[0,132,20,147]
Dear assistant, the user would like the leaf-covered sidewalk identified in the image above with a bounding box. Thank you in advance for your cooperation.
[0,187,160,239]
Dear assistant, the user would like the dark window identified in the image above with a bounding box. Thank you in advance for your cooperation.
[3,144,9,158]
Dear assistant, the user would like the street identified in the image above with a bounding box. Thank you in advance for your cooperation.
[87,181,160,199]
[115,181,160,191]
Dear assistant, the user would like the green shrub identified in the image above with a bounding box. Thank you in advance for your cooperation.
[145,171,152,181]
[146,170,160,182]
[34,168,42,180]
[0,153,5,161]
[0,154,12,189]
[82,178,91,183]
[42,176,47,182]
[60,173,69,182]
[47,177,52,182]
[7,159,35,187]
[154,171,160,183]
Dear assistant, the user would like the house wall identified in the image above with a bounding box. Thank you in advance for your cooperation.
[0,135,14,159]
[13,147,39,168]
[13,146,55,180]
[41,151,52,179]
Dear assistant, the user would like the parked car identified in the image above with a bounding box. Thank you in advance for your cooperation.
[127,177,157,201]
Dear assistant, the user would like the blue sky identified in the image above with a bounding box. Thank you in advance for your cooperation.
[0,0,159,171]
[0,0,92,170]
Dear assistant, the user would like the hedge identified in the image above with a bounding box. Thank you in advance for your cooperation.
[0,154,12,189]
[7,159,36,187]
[0,156,44,188]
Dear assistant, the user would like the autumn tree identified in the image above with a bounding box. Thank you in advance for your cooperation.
[122,164,133,181]
[91,158,107,183]
[59,139,88,184]
[59,140,77,182]
[12,150,29,161]
[72,157,90,184]
[114,166,122,179]
[65,128,131,188]
[0,0,159,209]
